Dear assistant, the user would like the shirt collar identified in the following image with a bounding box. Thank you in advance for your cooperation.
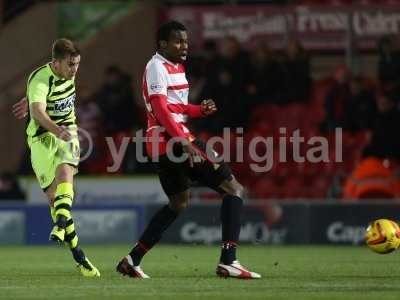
[47,62,62,80]
[155,52,179,68]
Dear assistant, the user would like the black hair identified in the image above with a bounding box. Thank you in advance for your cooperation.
[157,20,186,48]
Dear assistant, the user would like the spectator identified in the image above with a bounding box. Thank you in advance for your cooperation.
[342,77,376,132]
[192,67,236,134]
[363,86,400,160]
[321,66,352,132]
[343,157,397,199]
[216,36,252,128]
[187,39,221,104]
[201,39,222,84]
[246,42,283,106]
[377,36,400,88]
[0,173,25,200]
[193,36,252,133]
[219,36,252,91]
[280,37,311,104]
[95,65,142,135]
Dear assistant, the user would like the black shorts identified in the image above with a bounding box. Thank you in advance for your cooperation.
[155,139,233,196]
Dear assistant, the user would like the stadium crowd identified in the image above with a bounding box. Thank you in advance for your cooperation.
[18,35,399,201]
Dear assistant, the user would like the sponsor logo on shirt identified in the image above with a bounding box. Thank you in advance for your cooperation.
[53,93,75,114]
[150,83,162,93]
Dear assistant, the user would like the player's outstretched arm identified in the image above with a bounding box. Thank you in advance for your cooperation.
[30,102,72,141]
[12,97,28,119]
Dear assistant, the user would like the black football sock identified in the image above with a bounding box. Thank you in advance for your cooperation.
[220,195,243,264]
[221,241,237,265]
[65,218,79,249]
[71,247,93,270]
[129,205,178,266]
[71,246,86,264]
[54,183,73,229]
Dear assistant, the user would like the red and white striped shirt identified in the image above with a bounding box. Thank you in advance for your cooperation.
[142,52,204,157]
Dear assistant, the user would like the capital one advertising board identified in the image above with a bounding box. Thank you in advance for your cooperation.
[146,203,308,245]
[309,203,400,245]
[146,202,400,245]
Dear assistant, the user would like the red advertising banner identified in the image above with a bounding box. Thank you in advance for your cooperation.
[165,5,400,51]
[166,5,289,50]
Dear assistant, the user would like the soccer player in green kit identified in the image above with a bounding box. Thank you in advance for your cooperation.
[13,38,100,277]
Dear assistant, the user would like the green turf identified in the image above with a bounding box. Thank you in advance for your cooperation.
[0,245,399,300]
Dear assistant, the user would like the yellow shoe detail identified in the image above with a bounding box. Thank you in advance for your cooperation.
[77,258,100,278]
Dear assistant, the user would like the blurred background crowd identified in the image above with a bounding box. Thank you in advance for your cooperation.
[2,0,400,201]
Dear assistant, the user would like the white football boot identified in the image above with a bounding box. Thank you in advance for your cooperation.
[216,260,261,279]
[116,255,150,279]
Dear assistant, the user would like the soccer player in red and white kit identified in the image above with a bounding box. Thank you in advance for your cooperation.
[116,21,261,279]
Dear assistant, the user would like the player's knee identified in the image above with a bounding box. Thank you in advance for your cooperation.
[57,170,68,182]
[168,190,190,213]
[56,165,73,182]
[169,199,188,213]
[168,195,189,213]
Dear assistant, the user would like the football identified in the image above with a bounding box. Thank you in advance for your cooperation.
[365,219,400,254]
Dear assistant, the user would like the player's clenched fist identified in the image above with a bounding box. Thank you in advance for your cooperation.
[57,125,72,142]
[201,99,217,116]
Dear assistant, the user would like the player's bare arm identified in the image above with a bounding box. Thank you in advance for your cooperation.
[30,102,71,141]
[12,97,28,119]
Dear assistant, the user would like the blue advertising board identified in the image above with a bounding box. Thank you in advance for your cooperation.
[0,203,145,245]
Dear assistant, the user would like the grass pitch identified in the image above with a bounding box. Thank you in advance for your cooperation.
[0,245,399,300]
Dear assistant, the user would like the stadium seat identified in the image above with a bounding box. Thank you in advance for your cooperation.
[309,175,331,198]
[252,177,280,199]
[281,177,305,199]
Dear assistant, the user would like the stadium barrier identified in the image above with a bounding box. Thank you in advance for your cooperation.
[0,203,145,245]
[20,177,168,204]
[1,201,400,245]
